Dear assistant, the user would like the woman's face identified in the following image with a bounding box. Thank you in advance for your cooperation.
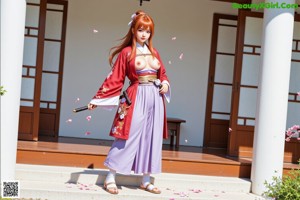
[135,27,151,45]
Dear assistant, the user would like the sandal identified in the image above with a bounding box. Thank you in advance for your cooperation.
[104,182,119,194]
[140,183,161,194]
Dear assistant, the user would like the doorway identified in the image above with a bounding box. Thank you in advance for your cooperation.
[18,0,68,141]
[205,10,300,161]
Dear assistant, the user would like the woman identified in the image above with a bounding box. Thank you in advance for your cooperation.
[88,10,171,195]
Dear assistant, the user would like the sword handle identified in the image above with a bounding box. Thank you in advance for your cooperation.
[73,106,88,113]
[122,91,132,105]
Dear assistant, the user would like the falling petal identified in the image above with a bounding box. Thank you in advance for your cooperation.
[86,115,92,121]
[297,92,300,96]
[172,37,176,40]
[214,194,219,197]
[191,189,202,193]
[75,98,80,103]
[85,131,91,135]
[229,128,232,132]
[185,139,188,143]
[179,53,183,60]
[66,119,72,123]
[93,29,98,33]
[168,60,172,65]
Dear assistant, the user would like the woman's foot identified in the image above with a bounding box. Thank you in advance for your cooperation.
[104,169,118,194]
[104,182,119,194]
[140,183,161,194]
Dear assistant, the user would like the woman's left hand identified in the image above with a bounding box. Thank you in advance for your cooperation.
[159,83,169,94]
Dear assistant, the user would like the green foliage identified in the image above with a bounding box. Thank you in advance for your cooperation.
[263,163,300,200]
[0,86,7,96]
[0,197,11,200]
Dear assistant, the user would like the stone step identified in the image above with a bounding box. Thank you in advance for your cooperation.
[15,164,251,193]
[15,164,265,200]
[19,180,263,200]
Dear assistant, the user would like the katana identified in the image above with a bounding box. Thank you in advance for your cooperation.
[73,91,131,113]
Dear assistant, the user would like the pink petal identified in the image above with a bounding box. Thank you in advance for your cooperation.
[286,137,291,142]
[180,192,189,197]
[297,92,300,96]
[86,115,92,121]
[286,130,293,136]
[179,53,184,60]
[168,60,172,64]
[229,128,232,132]
[93,29,98,33]
[171,37,176,40]
[75,98,80,103]
[85,131,91,135]
[66,119,72,123]
[193,189,202,193]
[291,125,300,130]
[175,192,189,197]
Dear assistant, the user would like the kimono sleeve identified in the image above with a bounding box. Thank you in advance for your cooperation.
[90,50,127,110]
[156,50,171,103]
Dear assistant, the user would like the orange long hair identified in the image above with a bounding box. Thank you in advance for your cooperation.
[109,10,155,66]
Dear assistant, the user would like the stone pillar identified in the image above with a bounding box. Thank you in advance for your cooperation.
[251,0,295,195]
[1,0,26,182]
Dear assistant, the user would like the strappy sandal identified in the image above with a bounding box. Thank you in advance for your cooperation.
[140,183,161,194]
[104,182,119,194]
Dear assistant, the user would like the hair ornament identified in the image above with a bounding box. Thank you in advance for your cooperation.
[128,13,136,26]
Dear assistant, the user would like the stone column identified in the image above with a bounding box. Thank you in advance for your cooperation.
[251,0,295,195]
[1,0,26,182]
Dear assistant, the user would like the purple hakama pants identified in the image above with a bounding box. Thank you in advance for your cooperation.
[104,84,164,175]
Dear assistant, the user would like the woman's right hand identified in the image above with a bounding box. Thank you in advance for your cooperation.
[88,103,97,110]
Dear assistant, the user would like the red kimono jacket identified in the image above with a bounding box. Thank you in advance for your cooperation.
[90,46,170,140]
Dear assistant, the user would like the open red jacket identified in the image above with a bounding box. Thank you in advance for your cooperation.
[90,46,170,140]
